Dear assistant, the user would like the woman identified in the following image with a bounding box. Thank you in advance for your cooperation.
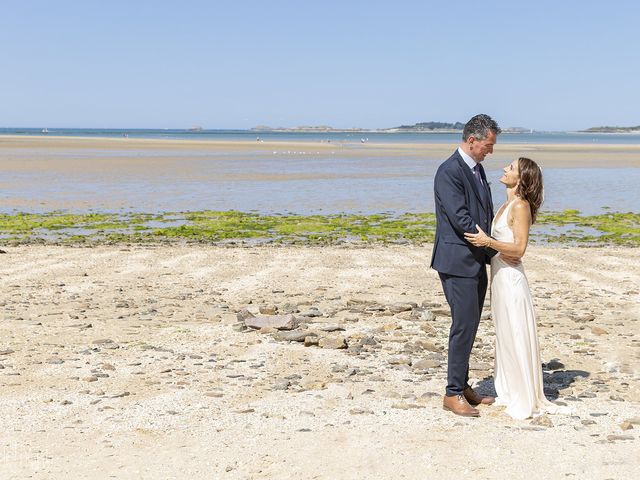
[464,157,569,420]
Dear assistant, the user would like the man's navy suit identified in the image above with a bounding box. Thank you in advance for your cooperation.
[431,149,496,396]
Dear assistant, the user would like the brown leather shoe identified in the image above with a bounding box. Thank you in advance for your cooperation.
[443,394,480,417]
[463,386,495,406]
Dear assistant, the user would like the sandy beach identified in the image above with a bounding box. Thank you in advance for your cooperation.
[0,244,638,479]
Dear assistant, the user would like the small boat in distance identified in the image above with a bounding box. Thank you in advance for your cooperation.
[42,128,49,134]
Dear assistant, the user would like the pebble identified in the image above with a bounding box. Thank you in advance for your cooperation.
[319,336,348,349]
[530,414,554,428]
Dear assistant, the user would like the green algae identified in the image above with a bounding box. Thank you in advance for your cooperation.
[0,210,637,246]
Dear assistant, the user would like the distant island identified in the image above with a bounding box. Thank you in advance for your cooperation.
[582,125,640,133]
[251,125,371,133]
[252,122,531,133]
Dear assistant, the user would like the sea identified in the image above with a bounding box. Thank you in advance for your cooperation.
[1,128,639,215]
[3,128,640,145]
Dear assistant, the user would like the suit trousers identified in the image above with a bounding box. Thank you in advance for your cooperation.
[439,269,488,396]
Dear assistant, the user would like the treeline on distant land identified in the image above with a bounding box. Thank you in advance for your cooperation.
[393,121,466,130]
[584,125,640,132]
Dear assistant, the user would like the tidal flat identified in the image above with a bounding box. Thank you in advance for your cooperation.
[1,210,638,246]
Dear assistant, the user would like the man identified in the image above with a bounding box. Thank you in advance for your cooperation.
[431,114,500,417]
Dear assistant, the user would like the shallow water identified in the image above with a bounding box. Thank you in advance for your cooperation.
[2,153,638,215]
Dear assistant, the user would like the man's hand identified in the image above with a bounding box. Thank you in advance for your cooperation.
[500,254,521,267]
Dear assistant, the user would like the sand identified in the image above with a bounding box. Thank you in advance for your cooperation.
[0,244,638,479]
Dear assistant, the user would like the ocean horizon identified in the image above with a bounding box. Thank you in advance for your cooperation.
[3,128,640,145]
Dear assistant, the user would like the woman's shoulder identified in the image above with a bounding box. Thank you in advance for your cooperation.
[509,197,532,221]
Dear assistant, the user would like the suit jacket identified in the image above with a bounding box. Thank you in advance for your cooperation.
[430,149,496,277]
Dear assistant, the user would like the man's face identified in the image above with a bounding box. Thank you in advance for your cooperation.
[468,131,497,162]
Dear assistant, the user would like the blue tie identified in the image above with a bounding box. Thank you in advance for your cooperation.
[473,165,489,204]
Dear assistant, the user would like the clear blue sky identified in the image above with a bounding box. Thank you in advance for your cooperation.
[2,1,638,131]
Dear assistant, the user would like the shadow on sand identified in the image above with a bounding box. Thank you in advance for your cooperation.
[474,359,589,401]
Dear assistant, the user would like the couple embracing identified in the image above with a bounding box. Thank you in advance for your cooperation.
[431,114,569,419]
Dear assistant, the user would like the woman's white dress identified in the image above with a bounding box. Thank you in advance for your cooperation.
[491,200,569,419]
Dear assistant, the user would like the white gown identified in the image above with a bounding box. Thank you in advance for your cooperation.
[491,200,570,419]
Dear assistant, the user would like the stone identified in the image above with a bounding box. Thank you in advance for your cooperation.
[236,309,255,323]
[259,305,278,315]
[419,310,435,322]
[388,302,415,313]
[544,359,565,370]
[606,434,634,442]
[412,359,441,370]
[591,326,608,335]
[245,314,299,331]
[531,414,554,428]
[110,391,130,398]
[304,336,319,347]
[317,324,345,332]
[275,330,316,342]
[392,403,424,410]
[83,376,99,382]
[319,336,348,349]
[620,421,634,431]
[272,380,291,391]
[414,340,442,352]
[388,356,412,366]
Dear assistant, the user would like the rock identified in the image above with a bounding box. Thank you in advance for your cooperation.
[83,376,99,382]
[302,308,323,318]
[388,302,415,313]
[319,336,347,349]
[620,421,634,431]
[607,434,634,442]
[92,339,119,349]
[272,380,291,391]
[349,408,374,415]
[392,403,424,410]
[419,310,435,322]
[304,336,319,347]
[591,326,608,335]
[245,314,299,331]
[531,414,554,428]
[110,391,130,398]
[414,340,442,352]
[572,314,595,323]
[317,324,345,332]
[231,323,248,332]
[259,326,278,335]
[544,359,565,370]
[204,392,224,398]
[388,356,412,366]
[236,309,255,322]
[46,358,65,365]
[412,359,441,370]
[259,305,278,315]
[0,350,15,355]
[382,323,402,332]
[234,408,255,414]
[275,331,316,342]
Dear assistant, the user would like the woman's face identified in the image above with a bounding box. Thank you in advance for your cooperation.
[500,159,520,187]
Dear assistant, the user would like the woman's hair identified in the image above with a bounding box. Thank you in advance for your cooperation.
[516,157,543,223]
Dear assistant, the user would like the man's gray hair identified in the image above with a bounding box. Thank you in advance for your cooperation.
[462,114,501,142]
